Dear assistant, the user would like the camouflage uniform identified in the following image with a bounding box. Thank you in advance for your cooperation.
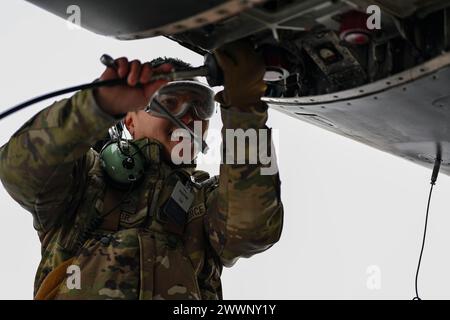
[0,87,283,300]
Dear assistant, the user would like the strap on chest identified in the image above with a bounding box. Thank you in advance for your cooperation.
[98,185,125,232]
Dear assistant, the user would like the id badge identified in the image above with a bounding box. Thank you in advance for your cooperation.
[171,181,194,213]
[160,181,195,234]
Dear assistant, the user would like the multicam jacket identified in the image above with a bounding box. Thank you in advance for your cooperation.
[0,88,283,300]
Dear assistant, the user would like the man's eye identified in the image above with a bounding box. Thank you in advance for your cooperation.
[161,97,178,109]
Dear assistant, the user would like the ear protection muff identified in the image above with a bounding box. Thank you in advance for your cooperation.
[99,139,146,189]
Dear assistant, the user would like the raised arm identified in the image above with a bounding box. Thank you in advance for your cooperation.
[0,57,171,235]
[0,89,120,234]
[205,41,284,267]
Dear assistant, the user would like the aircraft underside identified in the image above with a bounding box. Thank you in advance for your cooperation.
[26,0,450,174]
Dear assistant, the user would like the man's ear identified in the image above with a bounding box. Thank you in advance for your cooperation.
[124,112,135,138]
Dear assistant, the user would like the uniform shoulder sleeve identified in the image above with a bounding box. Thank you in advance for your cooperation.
[204,102,284,267]
[0,89,121,233]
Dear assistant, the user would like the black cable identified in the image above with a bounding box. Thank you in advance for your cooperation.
[74,180,135,252]
[102,181,135,217]
[2,76,209,153]
[0,78,123,120]
[130,142,150,158]
[413,183,434,301]
[413,155,441,300]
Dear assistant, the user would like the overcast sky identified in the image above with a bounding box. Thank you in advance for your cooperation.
[2,1,450,300]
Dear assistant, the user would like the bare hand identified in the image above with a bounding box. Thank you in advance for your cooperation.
[94,57,172,116]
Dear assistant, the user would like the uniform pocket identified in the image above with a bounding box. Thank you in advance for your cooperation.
[152,236,202,300]
[55,229,141,300]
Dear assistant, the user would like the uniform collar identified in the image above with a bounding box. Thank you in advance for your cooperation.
[132,138,197,172]
[131,138,163,167]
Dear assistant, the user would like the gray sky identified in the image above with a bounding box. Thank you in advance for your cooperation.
[2,1,450,300]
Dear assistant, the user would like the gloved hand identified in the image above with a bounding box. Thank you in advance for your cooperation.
[213,39,267,109]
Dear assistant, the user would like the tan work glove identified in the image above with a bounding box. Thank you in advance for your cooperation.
[213,39,267,110]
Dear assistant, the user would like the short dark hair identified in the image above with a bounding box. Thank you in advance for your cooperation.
[149,57,192,70]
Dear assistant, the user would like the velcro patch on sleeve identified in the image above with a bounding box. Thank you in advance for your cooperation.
[187,203,206,223]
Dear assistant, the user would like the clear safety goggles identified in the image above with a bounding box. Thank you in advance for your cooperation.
[146,80,216,120]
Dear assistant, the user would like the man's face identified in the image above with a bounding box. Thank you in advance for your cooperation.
[124,108,209,162]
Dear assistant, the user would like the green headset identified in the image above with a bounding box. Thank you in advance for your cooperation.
[99,122,147,189]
